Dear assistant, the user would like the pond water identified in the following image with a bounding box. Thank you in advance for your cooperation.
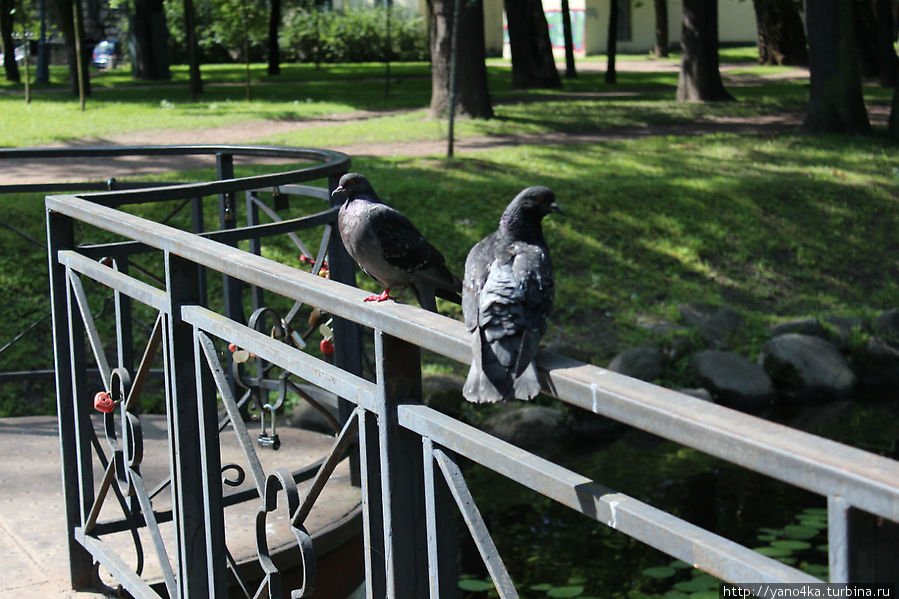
[461,395,899,599]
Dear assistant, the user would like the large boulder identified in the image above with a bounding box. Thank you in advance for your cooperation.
[853,337,899,388]
[690,350,775,411]
[422,374,465,418]
[759,334,856,401]
[679,303,744,348]
[822,315,867,350]
[767,317,827,339]
[873,309,899,342]
[607,346,665,382]
[482,404,571,454]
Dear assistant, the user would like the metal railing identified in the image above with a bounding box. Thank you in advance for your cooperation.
[41,148,899,598]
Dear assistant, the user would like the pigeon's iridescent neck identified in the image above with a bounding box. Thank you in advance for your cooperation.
[499,208,547,246]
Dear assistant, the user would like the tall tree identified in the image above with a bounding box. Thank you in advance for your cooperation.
[131,0,171,80]
[560,0,575,78]
[605,0,618,84]
[889,83,899,140]
[52,0,91,97]
[1,0,20,82]
[183,0,202,99]
[803,0,869,134]
[752,0,808,66]
[427,0,493,118]
[504,0,561,89]
[676,0,733,102]
[653,0,669,57]
[873,0,897,87]
[267,0,280,75]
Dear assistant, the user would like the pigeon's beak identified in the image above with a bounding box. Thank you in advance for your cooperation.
[550,201,563,215]
[331,185,346,200]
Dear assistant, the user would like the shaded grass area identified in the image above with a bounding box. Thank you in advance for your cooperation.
[4,129,897,415]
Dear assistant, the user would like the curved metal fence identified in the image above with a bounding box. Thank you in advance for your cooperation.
[10,145,899,597]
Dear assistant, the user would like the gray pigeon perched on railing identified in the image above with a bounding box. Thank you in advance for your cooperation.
[462,186,562,403]
[332,172,462,312]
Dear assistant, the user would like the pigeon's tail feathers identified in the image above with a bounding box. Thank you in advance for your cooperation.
[435,285,462,305]
[512,362,541,401]
[463,331,508,403]
[411,282,439,313]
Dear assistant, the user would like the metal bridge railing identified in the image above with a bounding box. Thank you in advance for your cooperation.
[43,150,899,598]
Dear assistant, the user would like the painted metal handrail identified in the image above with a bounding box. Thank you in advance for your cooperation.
[46,175,899,598]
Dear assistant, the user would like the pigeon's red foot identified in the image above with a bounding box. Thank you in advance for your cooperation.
[364,288,395,303]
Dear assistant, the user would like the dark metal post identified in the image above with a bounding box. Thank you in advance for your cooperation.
[848,507,899,584]
[359,408,387,598]
[165,251,218,597]
[375,331,429,597]
[47,209,97,589]
[217,153,244,324]
[193,328,229,596]
[190,197,208,305]
[327,171,363,484]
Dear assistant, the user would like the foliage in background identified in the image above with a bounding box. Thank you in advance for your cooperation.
[163,1,428,64]
[280,4,429,63]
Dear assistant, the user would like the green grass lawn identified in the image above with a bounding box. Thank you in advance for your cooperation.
[2,51,898,415]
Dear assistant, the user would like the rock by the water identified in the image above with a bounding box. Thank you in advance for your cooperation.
[422,374,465,417]
[608,346,665,381]
[759,334,856,400]
[822,315,867,350]
[678,303,744,348]
[482,404,571,453]
[873,309,899,341]
[854,338,899,387]
[767,318,826,339]
[690,350,774,411]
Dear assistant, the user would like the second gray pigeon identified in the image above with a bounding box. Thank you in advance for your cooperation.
[462,186,561,403]
[332,172,462,312]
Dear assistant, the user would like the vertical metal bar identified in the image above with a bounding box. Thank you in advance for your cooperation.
[217,153,244,325]
[375,331,428,598]
[359,408,387,598]
[193,326,228,597]
[327,169,362,485]
[246,190,264,312]
[47,209,96,589]
[165,251,214,598]
[828,495,849,583]
[422,439,459,599]
[846,505,899,583]
[190,197,208,305]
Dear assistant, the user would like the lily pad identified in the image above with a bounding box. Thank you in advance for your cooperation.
[803,564,829,578]
[670,561,692,570]
[675,575,718,593]
[782,525,818,540]
[568,577,588,585]
[548,586,585,598]
[643,566,677,579]
[689,591,720,599]
[754,546,792,558]
[772,540,811,551]
[458,579,494,592]
[530,583,554,592]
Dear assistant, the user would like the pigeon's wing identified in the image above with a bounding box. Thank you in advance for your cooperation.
[462,235,496,330]
[463,241,553,402]
[367,204,445,274]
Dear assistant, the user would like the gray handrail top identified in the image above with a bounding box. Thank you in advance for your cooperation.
[47,192,899,525]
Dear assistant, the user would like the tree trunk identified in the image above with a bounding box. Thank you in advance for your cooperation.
[183,0,202,99]
[0,0,22,83]
[1,0,20,82]
[561,0,576,78]
[889,82,899,140]
[504,0,561,89]
[874,0,897,87]
[131,0,171,80]
[804,0,869,134]
[53,0,91,97]
[752,0,808,66]
[654,0,669,57]
[428,0,493,118]
[606,0,618,84]
[853,0,881,78]
[676,0,734,102]
[267,0,281,75]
